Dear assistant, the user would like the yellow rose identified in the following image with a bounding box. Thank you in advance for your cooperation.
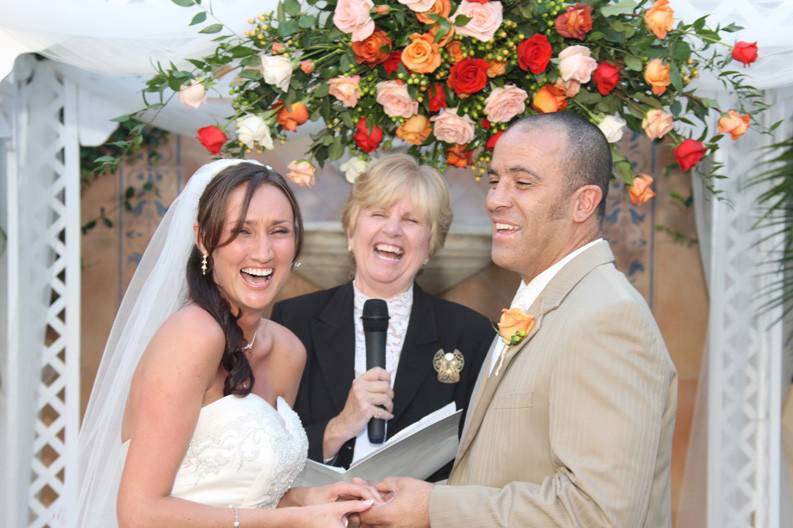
[644,0,674,40]
[497,307,535,345]
[643,58,671,96]
[396,114,432,145]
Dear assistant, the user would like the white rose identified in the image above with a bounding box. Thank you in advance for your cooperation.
[598,114,627,143]
[260,55,293,92]
[178,82,207,108]
[236,115,274,150]
[340,156,369,183]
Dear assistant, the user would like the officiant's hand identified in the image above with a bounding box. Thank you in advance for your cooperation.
[357,477,432,528]
[324,368,394,459]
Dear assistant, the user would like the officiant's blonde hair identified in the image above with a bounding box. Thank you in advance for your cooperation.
[342,153,452,256]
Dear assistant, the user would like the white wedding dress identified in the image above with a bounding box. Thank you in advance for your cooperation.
[123,393,308,509]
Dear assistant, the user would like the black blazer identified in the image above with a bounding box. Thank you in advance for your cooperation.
[270,282,494,479]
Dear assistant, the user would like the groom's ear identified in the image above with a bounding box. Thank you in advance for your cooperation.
[571,185,603,224]
[193,223,207,254]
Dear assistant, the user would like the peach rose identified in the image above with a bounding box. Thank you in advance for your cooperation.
[396,114,432,145]
[286,160,316,188]
[558,45,597,83]
[718,110,750,140]
[178,82,207,109]
[300,60,315,74]
[333,0,375,42]
[642,109,674,139]
[398,0,436,12]
[376,80,419,118]
[452,0,503,42]
[487,61,507,77]
[644,0,674,40]
[644,58,671,95]
[446,40,465,63]
[401,33,442,74]
[328,75,362,108]
[531,84,568,113]
[497,307,535,345]
[554,77,581,97]
[431,108,476,144]
[629,173,656,205]
[276,101,310,131]
[416,0,451,24]
[484,85,528,123]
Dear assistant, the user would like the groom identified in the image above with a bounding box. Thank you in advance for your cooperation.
[359,113,677,527]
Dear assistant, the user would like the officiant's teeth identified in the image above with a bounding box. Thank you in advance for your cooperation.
[241,267,273,278]
[495,223,518,232]
[374,243,404,256]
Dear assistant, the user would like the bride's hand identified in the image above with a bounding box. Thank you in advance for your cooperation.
[288,481,384,507]
[301,499,374,528]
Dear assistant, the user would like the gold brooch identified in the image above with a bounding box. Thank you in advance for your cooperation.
[433,349,464,384]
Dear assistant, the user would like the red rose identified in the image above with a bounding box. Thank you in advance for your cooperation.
[447,58,490,96]
[481,118,491,129]
[382,50,403,74]
[674,139,707,171]
[732,41,758,66]
[555,3,593,40]
[486,130,503,150]
[354,118,383,153]
[196,125,227,155]
[428,83,447,112]
[466,0,489,3]
[592,62,620,96]
[517,34,552,74]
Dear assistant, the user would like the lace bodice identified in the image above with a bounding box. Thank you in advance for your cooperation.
[169,393,308,509]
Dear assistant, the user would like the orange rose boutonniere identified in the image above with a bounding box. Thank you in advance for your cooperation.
[497,307,535,346]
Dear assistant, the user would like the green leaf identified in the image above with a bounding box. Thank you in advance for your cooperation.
[670,41,691,62]
[298,15,315,29]
[669,64,683,91]
[284,0,301,16]
[171,0,194,6]
[241,55,261,67]
[624,55,643,72]
[453,15,471,27]
[102,217,114,228]
[670,100,682,116]
[329,137,345,160]
[199,23,223,34]
[278,19,300,37]
[600,0,637,17]
[229,45,256,58]
[633,92,662,109]
[186,58,206,69]
[189,11,207,25]
[314,82,329,97]
[239,69,262,80]
[341,112,354,129]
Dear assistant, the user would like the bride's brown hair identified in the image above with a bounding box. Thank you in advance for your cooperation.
[186,163,304,395]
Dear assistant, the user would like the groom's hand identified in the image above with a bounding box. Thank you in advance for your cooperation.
[358,477,432,528]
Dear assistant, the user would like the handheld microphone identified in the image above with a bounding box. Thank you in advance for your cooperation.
[362,298,389,444]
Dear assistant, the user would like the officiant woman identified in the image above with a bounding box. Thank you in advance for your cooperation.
[271,154,493,479]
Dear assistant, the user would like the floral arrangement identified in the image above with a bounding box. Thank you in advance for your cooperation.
[140,0,766,202]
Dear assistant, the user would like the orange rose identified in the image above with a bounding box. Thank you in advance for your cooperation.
[629,173,656,205]
[644,0,674,39]
[446,40,465,64]
[555,3,593,40]
[644,58,671,95]
[497,307,535,345]
[531,84,568,113]
[351,29,393,66]
[416,0,451,24]
[718,110,750,140]
[446,144,472,168]
[487,61,507,78]
[276,101,309,131]
[396,114,432,145]
[401,33,442,74]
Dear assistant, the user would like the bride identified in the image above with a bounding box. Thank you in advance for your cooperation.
[75,159,377,527]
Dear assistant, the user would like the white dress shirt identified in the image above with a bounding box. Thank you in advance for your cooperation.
[350,282,413,462]
[488,238,604,375]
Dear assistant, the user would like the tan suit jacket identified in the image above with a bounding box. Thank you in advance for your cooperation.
[429,240,677,527]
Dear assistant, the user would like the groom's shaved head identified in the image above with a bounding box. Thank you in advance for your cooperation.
[508,113,612,219]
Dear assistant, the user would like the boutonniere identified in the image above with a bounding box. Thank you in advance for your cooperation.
[493,307,536,376]
[433,349,465,384]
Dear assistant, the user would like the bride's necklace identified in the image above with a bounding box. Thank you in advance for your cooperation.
[241,328,258,352]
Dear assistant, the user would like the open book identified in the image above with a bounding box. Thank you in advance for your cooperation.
[297,403,462,486]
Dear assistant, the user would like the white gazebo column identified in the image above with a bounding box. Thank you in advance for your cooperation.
[1,57,80,528]
[706,89,790,528]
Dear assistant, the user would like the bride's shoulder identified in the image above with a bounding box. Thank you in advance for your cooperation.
[149,305,225,359]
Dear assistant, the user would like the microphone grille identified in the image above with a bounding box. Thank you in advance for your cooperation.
[362,299,389,332]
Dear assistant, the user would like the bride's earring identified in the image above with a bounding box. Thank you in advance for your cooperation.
[201,254,208,275]
[292,260,302,269]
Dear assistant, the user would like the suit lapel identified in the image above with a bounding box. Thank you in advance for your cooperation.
[391,284,437,424]
[454,241,616,466]
[310,283,356,411]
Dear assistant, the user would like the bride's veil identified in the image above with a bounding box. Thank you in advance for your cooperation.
[73,158,261,527]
